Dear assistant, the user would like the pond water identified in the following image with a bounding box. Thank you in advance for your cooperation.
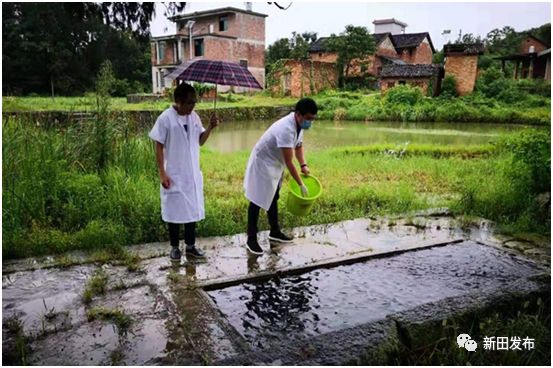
[208,241,542,349]
[205,120,531,153]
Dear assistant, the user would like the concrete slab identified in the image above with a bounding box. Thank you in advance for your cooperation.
[2,214,550,365]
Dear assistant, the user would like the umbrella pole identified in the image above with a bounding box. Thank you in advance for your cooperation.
[213,83,217,110]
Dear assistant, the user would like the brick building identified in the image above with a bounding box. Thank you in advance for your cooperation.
[495,35,551,81]
[308,19,435,78]
[443,43,485,96]
[380,64,443,96]
[150,6,267,93]
[270,60,338,97]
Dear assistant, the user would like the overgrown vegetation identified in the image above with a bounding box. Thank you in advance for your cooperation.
[314,83,549,125]
[362,297,550,365]
[2,111,549,259]
[2,315,30,365]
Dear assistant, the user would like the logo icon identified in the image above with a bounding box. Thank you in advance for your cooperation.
[457,333,478,351]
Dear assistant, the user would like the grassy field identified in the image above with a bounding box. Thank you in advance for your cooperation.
[4,85,550,125]
[2,93,298,112]
[3,112,549,259]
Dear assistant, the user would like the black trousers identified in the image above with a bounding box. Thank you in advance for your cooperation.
[168,222,196,247]
[247,186,280,238]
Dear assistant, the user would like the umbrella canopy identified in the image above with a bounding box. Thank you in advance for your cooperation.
[174,59,263,90]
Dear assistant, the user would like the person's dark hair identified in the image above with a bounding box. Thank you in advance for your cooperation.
[174,82,196,103]
[295,97,318,115]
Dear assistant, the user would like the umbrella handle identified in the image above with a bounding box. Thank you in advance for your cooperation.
[213,83,217,111]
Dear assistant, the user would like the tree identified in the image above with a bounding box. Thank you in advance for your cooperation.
[2,2,186,95]
[484,26,521,55]
[265,38,292,70]
[289,31,318,59]
[265,31,318,75]
[325,25,376,81]
[456,33,482,44]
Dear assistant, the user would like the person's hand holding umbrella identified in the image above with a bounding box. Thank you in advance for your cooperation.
[209,113,220,129]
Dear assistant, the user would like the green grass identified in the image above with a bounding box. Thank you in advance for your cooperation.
[86,307,132,336]
[3,89,549,125]
[2,92,297,112]
[364,298,550,365]
[2,114,549,259]
[82,269,108,304]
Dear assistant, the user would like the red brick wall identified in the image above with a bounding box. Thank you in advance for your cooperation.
[376,37,398,58]
[444,54,478,96]
[176,14,237,37]
[397,39,433,65]
[309,51,338,63]
[176,12,265,41]
[235,13,265,41]
[271,60,337,97]
[412,41,433,64]
[151,40,178,65]
[151,43,157,64]
[203,37,233,60]
[233,41,264,68]
[519,37,548,54]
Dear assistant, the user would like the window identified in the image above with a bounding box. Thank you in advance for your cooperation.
[239,59,248,68]
[158,41,166,62]
[160,71,165,88]
[194,39,204,57]
[387,81,396,88]
[219,16,228,31]
[399,80,406,85]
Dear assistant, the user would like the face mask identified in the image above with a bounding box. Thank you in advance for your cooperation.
[300,120,312,130]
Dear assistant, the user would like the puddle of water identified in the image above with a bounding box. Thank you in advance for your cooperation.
[208,242,542,349]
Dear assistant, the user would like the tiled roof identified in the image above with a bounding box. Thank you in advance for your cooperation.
[309,33,391,52]
[380,64,441,78]
[309,32,435,53]
[391,32,435,53]
[443,43,485,55]
[309,37,332,52]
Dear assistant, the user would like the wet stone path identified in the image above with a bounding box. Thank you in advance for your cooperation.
[2,212,550,365]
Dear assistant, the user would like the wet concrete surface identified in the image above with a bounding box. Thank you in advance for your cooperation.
[2,213,550,365]
[208,241,543,349]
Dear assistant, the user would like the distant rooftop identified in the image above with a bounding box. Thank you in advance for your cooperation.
[380,64,441,78]
[373,18,408,27]
[169,7,268,22]
[310,32,435,53]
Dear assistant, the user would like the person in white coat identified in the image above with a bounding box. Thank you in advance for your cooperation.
[149,83,219,261]
[244,98,318,255]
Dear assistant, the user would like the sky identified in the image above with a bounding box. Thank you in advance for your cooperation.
[150,1,551,50]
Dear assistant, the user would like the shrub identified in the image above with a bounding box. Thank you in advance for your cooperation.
[384,85,423,106]
[498,129,551,194]
[440,75,458,98]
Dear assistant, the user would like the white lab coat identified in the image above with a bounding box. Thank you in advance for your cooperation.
[149,107,206,223]
[244,112,304,211]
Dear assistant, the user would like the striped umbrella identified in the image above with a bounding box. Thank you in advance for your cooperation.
[171,59,263,109]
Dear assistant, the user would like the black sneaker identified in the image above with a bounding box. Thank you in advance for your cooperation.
[268,230,293,243]
[246,237,264,255]
[185,245,206,259]
[170,247,182,261]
